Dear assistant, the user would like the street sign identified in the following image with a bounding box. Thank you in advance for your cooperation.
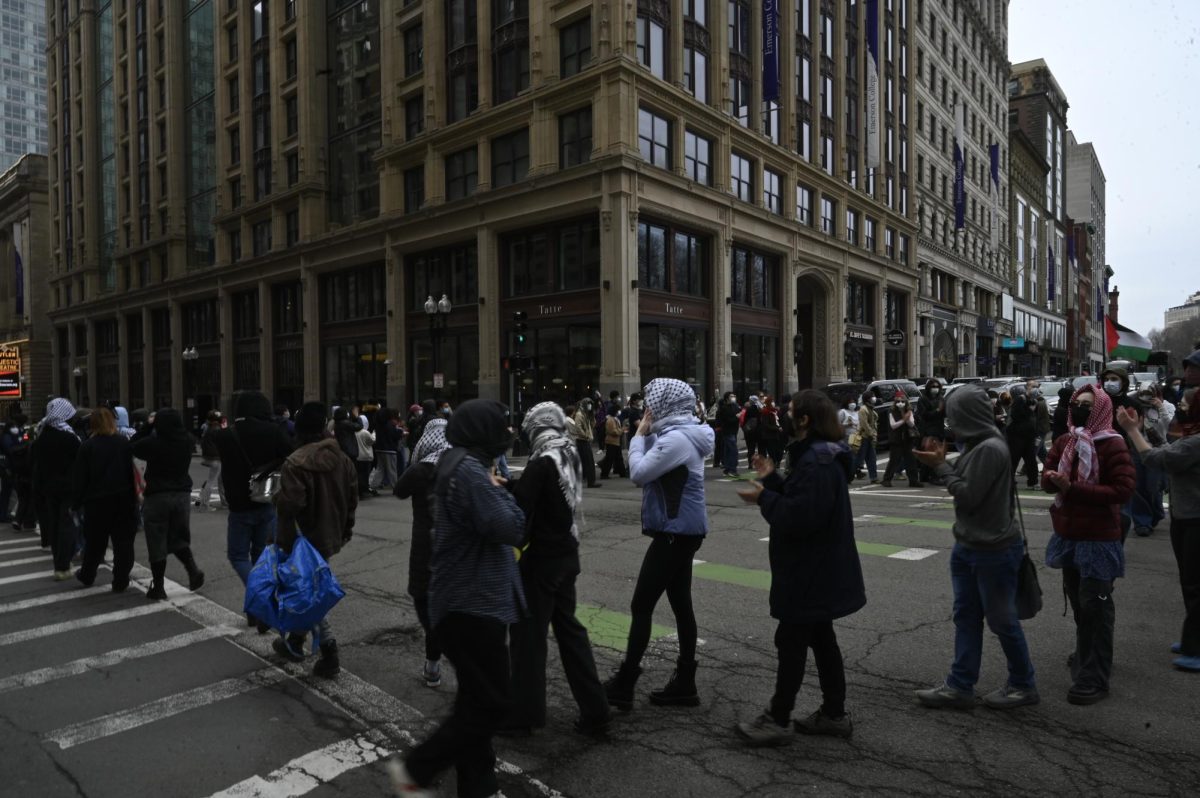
[885,329,905,347]
[433,372,444,389]
[0,347,20,398]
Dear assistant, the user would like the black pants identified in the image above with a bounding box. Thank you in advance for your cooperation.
[761,437,784,466]
[0,473,11,521]
[576,440,597,487]
[769,620,847,725]
[1171,516,1200,657]
[407,613,511,798]
[412,594,442,661]
[1008,434,1039,486]
[78,494,138,588]
[625,533,703,668]
[1063,567,1115,691]
[13,478,35,529]
[744,434,760,469]
[508,554,608,728]
[37,494,78,572]
[355,460,371,494]
[599,443,627,478]
[883,441,919,484]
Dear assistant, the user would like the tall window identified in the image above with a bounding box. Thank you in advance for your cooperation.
[730,151,752,202]
[1029,209,1039,304]
[796,184,813,225]
[846,208,858,246]
[445,146,478,200]
[684,129,712,186]
[1015,196,1025,298]
[404,166,424,213]
[730,244,778,308]
[729,77,750,126]
[683,47,708,102]
[763,168,782,214]
[559,106,592,167]
[559,16,590,77]
[492,0,529,103]
[404,24,423,76]
[637,108,671,169]
[327,0,381,222]
[505,218,601,295]
[491,128,529,187]
[635,12,666,79]
[821,196,836,235]
[638,220,708,297]
[865,217,877,252]
[446,0,478,122]
[405,93,423,139]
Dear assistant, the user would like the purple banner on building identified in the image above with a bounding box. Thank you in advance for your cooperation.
[989,143,1000,250]
[1066,230,1076,270]
[865,0,880,169]
[762,0,780,102]
[953,103,965,230]
[1047,243,1056,302]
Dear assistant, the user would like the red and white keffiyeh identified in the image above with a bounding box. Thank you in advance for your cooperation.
[1054,386,1121,508]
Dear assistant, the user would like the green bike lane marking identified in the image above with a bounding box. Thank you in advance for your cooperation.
[575,604,672,652]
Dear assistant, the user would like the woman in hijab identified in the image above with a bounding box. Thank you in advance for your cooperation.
[71,408,138,592]
[32,397,82,579]
[393,417,450,688]
[502,402,610,737]
[132,408,205,600]
[1119,387,1200,672]
[604,378,715,711]
[396,399,526,798]
[881,393,923,488]
[1041,386,1135,704]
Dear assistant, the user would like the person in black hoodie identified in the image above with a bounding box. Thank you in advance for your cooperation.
[72,408,138,592]
[717,392,742,476]
[132,408,205,599]
[733,390,866,745]
[503,402,610,737]
[32,398,82,579]
[1006,384,1039,488]
[916,379,947,484]
[212,391,294,591]
[394,417,449,688]
[3,413,36,532]
[1052,384,1075,441]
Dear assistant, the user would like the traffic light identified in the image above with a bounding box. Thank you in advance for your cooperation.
[513,311,528,348]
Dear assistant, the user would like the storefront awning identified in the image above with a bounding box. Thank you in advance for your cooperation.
[1105,319,1152,363]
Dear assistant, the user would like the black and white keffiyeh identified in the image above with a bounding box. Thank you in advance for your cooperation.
[44,397,79,439]
[522,402,584,540]
[413,418,450,464]
[644,378,698,435]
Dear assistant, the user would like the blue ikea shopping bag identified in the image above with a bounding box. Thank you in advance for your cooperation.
[243,535,345,635]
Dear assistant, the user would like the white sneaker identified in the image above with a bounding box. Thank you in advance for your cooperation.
[734,712,793,747]
[384,759,434,798]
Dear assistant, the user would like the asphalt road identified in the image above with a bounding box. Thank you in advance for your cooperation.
[0,452,1197,798]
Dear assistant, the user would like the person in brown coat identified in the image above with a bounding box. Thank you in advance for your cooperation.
[598,412,627,479]
[272,401,359,678]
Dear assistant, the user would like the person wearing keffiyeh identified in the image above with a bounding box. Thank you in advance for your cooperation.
[394,417,450,689]
[501,402,610,736]
[31,398,82,578]
[1041,385,1136,705]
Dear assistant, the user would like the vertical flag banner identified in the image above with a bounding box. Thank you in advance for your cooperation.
[1096,286,1103,322]
[865,0,881,170]
[989,143,1000,250]
[12,223,23,318]
[1047,242,1056,303]
[954,102,965,230]
[762,0,780,102]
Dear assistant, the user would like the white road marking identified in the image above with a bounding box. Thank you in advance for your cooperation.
[0,556,48,569]
[0,585,110,615]
[887,548,940,561]
[0,570,54,586]
[758,536,769,542]
[0,545,45,556]
[207,729,393,798]
[0,626,239,694]
[45,668,288,749]
[692,559,707,566]
[0,600,185,647]
[0,537,38,547]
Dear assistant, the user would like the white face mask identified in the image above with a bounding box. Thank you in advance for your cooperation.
[930,388,940,395]
[848,402,857,411]
[1103,380,1122,395]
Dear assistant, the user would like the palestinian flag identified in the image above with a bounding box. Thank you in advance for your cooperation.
[1105,318,1152,362]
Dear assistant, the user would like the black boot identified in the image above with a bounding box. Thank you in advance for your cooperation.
[146,560,168,600]
[603,662,642,711]
[174,547,205,591]
[312,640,340,678]
[649,660,700,707]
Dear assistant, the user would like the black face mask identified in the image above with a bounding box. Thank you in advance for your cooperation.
[1070,406,1092,428]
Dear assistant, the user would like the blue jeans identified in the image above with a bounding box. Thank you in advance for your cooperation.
[853,438,878,480]
[722,434,739,474]
[948,541,1036,692]
[495,453,510,480]
[227,505,277,585]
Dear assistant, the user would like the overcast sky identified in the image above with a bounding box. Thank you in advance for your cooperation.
[1007,0,1200,336]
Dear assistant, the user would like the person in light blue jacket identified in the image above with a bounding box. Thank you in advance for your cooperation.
[605,378,715,712]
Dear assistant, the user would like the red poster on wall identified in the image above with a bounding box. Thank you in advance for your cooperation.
[0,348,21,398]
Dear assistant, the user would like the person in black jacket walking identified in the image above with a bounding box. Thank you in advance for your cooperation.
[717,392,742,476]
[72,408,139,592]
[212,392,293,593]
[503,402,610,737]
[733,390,866,745]
[1006,384,1039,488]
[915,379,947,484]
[133,408,205,599]
[32,398,82,579]
[2,414,36,532]
[394,417,449,689]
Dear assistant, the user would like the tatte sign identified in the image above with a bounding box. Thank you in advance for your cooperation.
[0,347,20,398]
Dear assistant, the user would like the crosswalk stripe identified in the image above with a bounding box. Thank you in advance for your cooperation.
[0,626,239,694]
[207,729,393,798]
[0,570,53,586]
[0,601,184,647]
[45,668,288,749]
[0,545,44,556]
[0,537,37,547]
[756,536,926,559]
[887,548,940,561]
[0,556,47,569]
[0,585,111,615]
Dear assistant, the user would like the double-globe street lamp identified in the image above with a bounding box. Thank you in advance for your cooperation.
[424,294,452,398]
[182,346,199,433]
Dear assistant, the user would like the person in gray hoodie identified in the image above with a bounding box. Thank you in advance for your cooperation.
[604,378,715,711]
[911,384,1039,710]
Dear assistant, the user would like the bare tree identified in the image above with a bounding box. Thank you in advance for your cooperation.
[1148,316,1200,375]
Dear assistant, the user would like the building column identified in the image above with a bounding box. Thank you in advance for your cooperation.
[599,183,639,398]
[875,282,887,381]
[141,307,153,409]
[85,322,97,407]
[781,259,798,394]
[258,279,274,401]
[830,273,848,383]
[218,287,234,413]
[476,0,493,111]
[669,0,684,91]
[385,245,405,409]
[168,299,183,410]
[476,226,501,401]
[301,262,320,402]
[713,229,733,393]
[117,313,130,408]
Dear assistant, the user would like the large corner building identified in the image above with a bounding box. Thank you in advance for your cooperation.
[46,0,922,421]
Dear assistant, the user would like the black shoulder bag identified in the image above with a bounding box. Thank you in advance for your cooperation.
[1012,479,1043,620]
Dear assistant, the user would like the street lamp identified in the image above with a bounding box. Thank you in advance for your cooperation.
[424,294,451,398]
[72,366,84,405]
[182,346,199,432]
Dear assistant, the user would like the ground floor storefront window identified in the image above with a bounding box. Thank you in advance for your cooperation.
[508,324,600,408]
[732,331,778,400]
[324,339,388,407]
[410,331,479,407]
[639,324,708,399]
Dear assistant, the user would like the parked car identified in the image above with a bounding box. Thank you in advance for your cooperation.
[951,376,983,384]
[1130,372,1161,391]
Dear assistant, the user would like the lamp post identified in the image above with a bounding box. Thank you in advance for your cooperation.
[72,366,84,406]
[424,294,451,399]
[182,346,199,433]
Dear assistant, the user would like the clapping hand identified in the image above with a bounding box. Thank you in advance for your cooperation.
[1043,469,1069,492]
[750,453,775,480]
[1115,406,1139,433]
[912,438,946,467]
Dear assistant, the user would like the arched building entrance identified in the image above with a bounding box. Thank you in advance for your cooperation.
[795,273,833,390]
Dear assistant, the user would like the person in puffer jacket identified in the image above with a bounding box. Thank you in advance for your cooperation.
[604,378,715,712]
